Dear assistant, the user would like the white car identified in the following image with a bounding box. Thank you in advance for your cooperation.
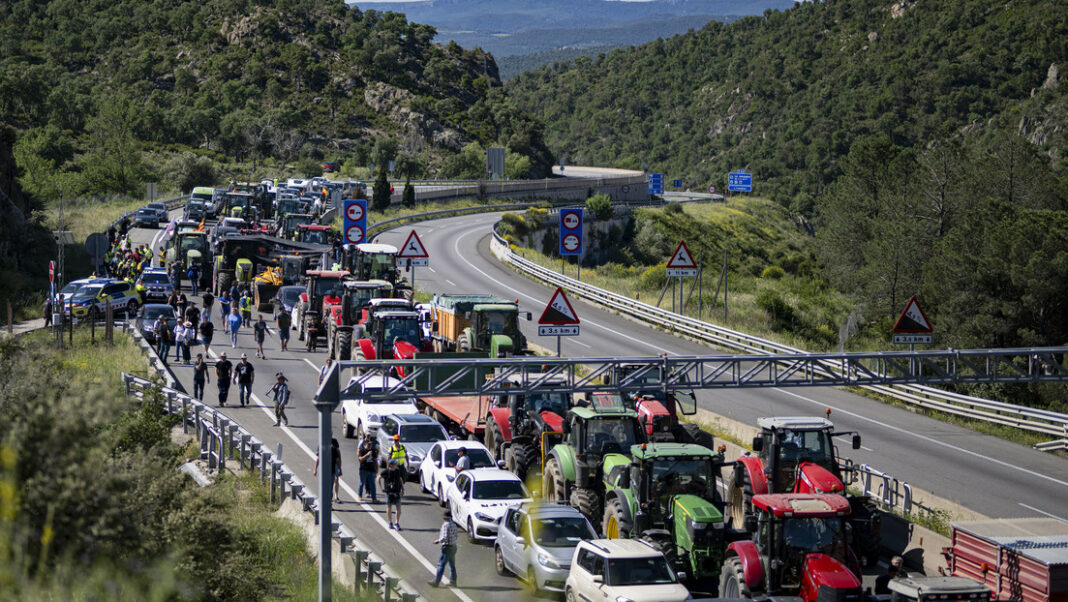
[565,539,691,602]
[445,468,531,542]
[418,440,497,505]
[340,375,419,439]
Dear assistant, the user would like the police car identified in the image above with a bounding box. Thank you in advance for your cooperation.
[66,279,140,319]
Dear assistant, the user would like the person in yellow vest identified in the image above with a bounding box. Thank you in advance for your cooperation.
[388,434,407,469]
[239,290,253,327]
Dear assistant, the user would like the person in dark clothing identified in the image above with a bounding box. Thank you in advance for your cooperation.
[314,438,343,503]
[43,297,52,326]
[234,353,255,407]
[215,352,233,407]
[176,291,188,318]
[199,319,214,355]
[192,353,209,400]
[185,304,200,332]
[266,372,289,426]
[357,435,378,503]
[253,315,270,359]
[202,291,214,324]
[874,556,906,595]
[379,459,406,530]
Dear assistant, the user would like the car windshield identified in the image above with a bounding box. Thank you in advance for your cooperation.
[143,306,176,321]
[142,273,170,285]
[280,287,302,306]
[651,458,714,497]
[585,417,642,455]
[147,203,165,211]
[444,449,493,468]
[313,278,342,298]
[72,285,103,300]
[781,517,845,555]
[302,230,327,244]
[361,253,395,279]
[481,310,515,334]
[137,209,155,217]
[60,282,83,295]
[522,392,569,415]
[382,318,421,346]
[779,429,835,467]
[533,516,595,547]
[606,556,676,586]
[399,425,447,442]
[472,480,526,500]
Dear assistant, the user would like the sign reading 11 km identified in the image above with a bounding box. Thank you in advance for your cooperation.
[342,199,367,245]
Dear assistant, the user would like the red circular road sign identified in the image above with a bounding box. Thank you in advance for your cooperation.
[708,185,716,194]
[49,260,55,283]
[345,225,365,244]
[345,202,365,222]
[562,211,580,230]
[622,185,631,193]
[562,233,581,252]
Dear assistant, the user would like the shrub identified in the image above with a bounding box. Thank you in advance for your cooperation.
[638,265,667,291]
[664,201,685,215]
[586,193,613,220]
[755,289,798,332]
[761,266,786,280]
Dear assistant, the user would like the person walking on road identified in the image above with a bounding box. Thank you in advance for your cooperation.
[215,352,233,407]
[239,290,253,327]
[357,435,378,503]
[234,353,255,407]
[275,309,291,352]
[43,296,52,326]
[202,291,214,324]
[218,291,231,323]
[253,315,271,359]
[187,264,199,296]
[153,315,172,365]
[380,459,405,530]
[192,353,209,401]
[318,357,334,385]
[388,435,407,470]
[176,290,188,319]
[173,320,191,364]
[266,372,289,426]
[314,438,343,503]
[429,510,458,588]
[227,307,242,348]
[199,317,214,355]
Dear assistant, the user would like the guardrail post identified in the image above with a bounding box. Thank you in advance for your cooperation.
[384,576,398,602]
[367,561,381,591]
[278,466,288,501]
[240,434,250,468]
[269,458,278,504]
[193,406,202,439]
[901,482,913,514]
[182,397,190,434]
[261,450,271,483]
[352,551,367,593]
[217,428,225,471]
[401,592,417,602]
[227,424,238,459]
[218,417,229,456]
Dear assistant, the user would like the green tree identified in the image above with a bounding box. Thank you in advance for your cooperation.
[402,176,415,208]
[80,97,147,196]
[372,168,391,211]
[162,152,216,194]
[586,193,613,220]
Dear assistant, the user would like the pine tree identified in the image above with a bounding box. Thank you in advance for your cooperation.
[402,176,415,208]
[372,168,391,211]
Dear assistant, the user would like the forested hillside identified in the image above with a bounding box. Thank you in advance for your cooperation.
[508,0,1068,208]
[0,0,552,202]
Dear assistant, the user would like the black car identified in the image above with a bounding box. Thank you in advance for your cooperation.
[134,208,159,229]
[185,200,206,221]
[136,304,178,344]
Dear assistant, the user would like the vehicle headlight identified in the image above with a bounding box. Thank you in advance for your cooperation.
[538,552,561,569]
[691,521,707,530]
[409,454,421,465]
[367,413,380,422]
[445,474,456,482]
[474,512,494,522]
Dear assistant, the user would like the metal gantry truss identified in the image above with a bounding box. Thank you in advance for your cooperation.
[328,346,1068,402]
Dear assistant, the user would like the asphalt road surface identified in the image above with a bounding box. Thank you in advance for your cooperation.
[127,207,1068,602]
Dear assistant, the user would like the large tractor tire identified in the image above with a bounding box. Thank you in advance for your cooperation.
[677,422,718,450]
[217,272,233,298]
[570,487,602,528]
[485,420,504,461]
[543,457,567,502]
[849,497,882,568]
[728,465,755,533]
[510,442,538,483]
[718,557,750,598]
[354,350,367,374]
[602,497,632,539]
[338,331,352,361]
[327,329,336,359]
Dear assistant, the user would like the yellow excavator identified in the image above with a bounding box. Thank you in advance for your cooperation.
[253,266,284,312]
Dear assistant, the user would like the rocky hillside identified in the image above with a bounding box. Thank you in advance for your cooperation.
[0,0,552,199]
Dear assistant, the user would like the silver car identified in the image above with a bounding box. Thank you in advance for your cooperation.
[495,502,597,593]
[376,413,448,479]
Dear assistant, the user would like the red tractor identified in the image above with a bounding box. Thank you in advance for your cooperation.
[322,279,393,360]
[719,493,863,601]
[295,270,349,351]
[728,414,881,566]
[483,374,574,483]
[352,306,431,372]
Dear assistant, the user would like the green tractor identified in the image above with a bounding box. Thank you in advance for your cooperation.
[602,442,728,585]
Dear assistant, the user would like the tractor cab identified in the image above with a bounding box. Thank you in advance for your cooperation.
[280,214,315,239]
[295,224,331,245]
[224,191,256,220]
[471,302,527,356]
[168,231,211,272]
[275,196,302,218]
[724,493,860,600]
[752,417,860,495]
[593,363,697,439]
[331,280,394,327]
[345,243,399,283]
[363,309,426,359]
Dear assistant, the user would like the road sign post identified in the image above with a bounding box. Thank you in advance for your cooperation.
[559,208,583,280]
[892,296,934,373]
[342,199,367,245]
[666,241,699,314]
[314,362,341,602]
[397,230,429,290]
[538,287,580,356]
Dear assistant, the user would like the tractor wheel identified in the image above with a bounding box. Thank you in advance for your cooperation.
[643,536,678,572]
[327,330,336,359]
[485,420,502,461]
[677,422,717,450]
[354,350,366,375]
[728,465,754,533]
[459,337,471,353]
[570,487,602,528]
[338,331,352,361]
[602,497,632,539]
[543,457,567,502]
[718,557,749,598]
[511,443,538,482]
[217,272,233,298]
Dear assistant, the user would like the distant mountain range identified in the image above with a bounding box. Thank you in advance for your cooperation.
[354,0,793,74]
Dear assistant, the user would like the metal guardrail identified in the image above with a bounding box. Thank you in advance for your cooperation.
[122,373,421,602]
[488,228,1068,448]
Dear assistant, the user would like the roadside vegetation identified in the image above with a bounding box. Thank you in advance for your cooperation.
[0,330,361,600]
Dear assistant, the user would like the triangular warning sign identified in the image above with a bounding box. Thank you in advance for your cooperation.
[538,287,580,325]
[398,230,429,258]
[892,296,933,333]
[666,241,697,269]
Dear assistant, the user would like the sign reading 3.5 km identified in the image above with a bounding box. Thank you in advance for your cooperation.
[342,199,367,245]
[538,287,580,336]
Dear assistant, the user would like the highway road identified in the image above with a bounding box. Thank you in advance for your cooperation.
[128,206,1068,601]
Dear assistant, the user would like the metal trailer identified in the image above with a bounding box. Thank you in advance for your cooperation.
[944,518,1068,602]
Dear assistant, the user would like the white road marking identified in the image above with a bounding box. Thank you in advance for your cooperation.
[1019,503,1068,523]
[452,226,676,355]
[571,340,592,349]
[834,434,874,452]
[445,279,456,286]
[774,388,1068,489]
[427,267,437,273]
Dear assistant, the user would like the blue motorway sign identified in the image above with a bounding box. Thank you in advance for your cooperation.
[648,173,666,195]
[727,169,753,192]
[672,179,682,188]
[342,199,367,244]
[559,208,583,256]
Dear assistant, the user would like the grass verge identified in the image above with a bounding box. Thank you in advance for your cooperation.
[43,191,180,243]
